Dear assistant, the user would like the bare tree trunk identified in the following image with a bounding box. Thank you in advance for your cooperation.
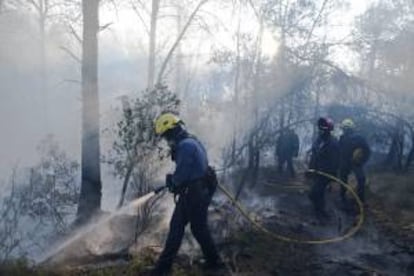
[77,0,101,224]
[312,86,321,141]
[397,131,404,170]
[147,0,159,89]
[249,11,264,188]
[29,168,35,201]
[278,29,286,130]
[235,150,250,201]
[235,3,264,193]
[404,126,414,171]
[26,0,49,131]
[249,136,260,188]
[39,1,48,130]
[385,122,404,172]
[156,0,209,85]
[117,98,137,208]
[405,138,414,170]
[231,2,242,165]
[386,133,398,169]
[175,2,182,96]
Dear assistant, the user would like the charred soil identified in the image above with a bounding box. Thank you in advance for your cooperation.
[2,169,413,276]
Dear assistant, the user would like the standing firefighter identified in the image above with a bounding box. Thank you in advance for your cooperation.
[152,113,222,275]
[308,118,340,221]
[339,119,371,205]
[276,128,300,177]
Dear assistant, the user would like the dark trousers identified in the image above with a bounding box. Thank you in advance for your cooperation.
[309,176,330,215]
[155,183,219,273]
[278,155,295,177]
[339,165,366,202]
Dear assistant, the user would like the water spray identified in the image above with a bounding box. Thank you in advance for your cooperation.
[37,185,166,265]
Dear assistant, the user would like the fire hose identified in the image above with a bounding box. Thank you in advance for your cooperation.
[216,169,365,245]
[151,169,364,244]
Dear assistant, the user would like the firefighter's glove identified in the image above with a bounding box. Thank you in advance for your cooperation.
[166,174,177,194]
[352,148,364,165]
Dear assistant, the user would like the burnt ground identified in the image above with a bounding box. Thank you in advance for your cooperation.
[220,168,414,276]
[3,168,413,276]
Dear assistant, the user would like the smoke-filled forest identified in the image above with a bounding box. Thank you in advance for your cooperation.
[0,0,413,275]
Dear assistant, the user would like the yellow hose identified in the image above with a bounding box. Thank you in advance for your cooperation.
[217,169,364,245]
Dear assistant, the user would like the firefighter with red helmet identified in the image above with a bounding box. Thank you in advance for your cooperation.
[308,117,340,221]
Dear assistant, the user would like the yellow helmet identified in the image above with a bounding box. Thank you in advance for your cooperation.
[341,118,355,129]
[154,113,181,135]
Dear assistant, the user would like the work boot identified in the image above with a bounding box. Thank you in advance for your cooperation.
[199,258,226,272]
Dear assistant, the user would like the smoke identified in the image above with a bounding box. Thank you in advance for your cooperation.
[0,11,78,176]
[0,0,413,268]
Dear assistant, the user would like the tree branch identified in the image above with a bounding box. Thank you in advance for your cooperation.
[68,24,82,44]
[60,46,81,63]
[99,22,113,32]
[27,0,41,13]
[156,0,209,85]
[131,3,150,36]
[304,0,329,49]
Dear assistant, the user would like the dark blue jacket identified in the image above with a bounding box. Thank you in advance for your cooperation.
[309,134,340,176]
[170,131,209,187]
[339,131,371,169]
[276,130,300,158]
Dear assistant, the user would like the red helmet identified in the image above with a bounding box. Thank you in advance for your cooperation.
[317,117,334,131]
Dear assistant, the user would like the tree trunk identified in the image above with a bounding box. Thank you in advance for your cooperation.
[404,126,414,171]
[249,11,264,188]
[312,86,321,141]
[405,138,414,171]
[250,137,260,188]
[147,0,159,89]
[231,2,242,166]
[278,29,286,130]
[39,0,48,131]
[77,0,101,224]
[156,0,209,85]
[175,2,183,96]
[385,124,404,172]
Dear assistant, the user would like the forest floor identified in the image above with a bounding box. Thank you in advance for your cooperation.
[1,168,413,276]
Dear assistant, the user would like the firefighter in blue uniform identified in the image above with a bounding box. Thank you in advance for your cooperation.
[308,117,340,221]
[339,118,371,206]
[276,128,300,177]
[152,113,222,275]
